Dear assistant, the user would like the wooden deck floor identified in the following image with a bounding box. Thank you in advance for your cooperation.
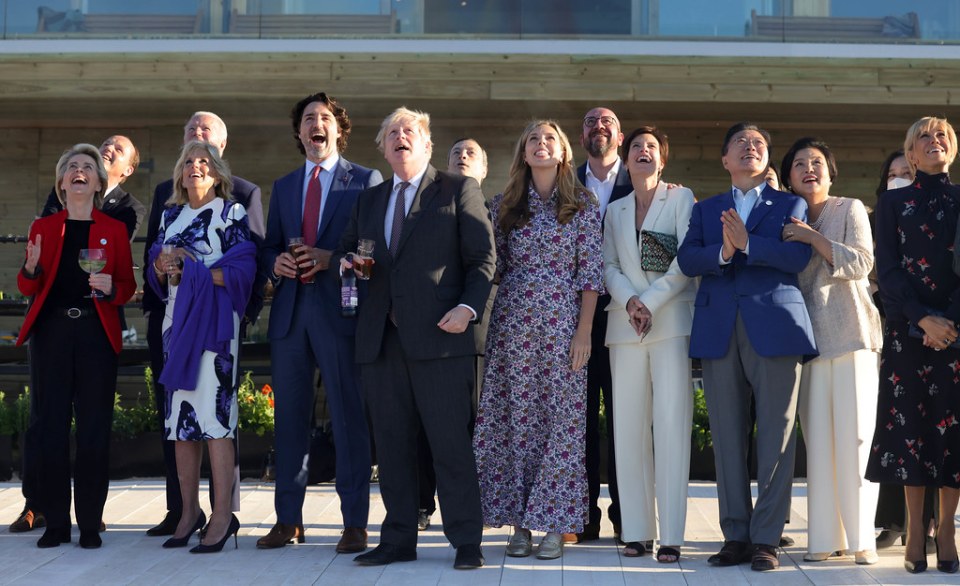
[0,480,958,585]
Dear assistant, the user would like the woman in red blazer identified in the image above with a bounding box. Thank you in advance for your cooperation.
[16,143,135,550]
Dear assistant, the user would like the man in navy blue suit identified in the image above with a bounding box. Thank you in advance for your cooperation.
[142,111,265,537]
[257,93,381,553]
[677,123,816,572]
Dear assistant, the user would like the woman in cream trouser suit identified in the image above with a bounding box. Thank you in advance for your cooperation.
[603,126,696,562]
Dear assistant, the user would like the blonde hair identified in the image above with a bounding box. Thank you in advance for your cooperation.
[903,116,958,174]
[167,140,234,206]
[374,107,432,154]
[55,143,108,207]
[498,120,592,234]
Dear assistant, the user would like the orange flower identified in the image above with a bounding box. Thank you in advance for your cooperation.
[268,398,275,408]
[246,396,254,404]
[261,384,272,395]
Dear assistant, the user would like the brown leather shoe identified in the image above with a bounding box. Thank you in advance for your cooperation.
[336,527,368,553]
[256,523,305,549]
[9,508,45,533]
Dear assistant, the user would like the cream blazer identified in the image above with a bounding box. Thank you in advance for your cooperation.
[603,181,697,346]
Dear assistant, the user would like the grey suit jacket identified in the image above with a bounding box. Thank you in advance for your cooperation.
[336,165,496,364]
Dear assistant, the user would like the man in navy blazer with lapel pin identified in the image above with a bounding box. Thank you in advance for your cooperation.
[575,106,632,542]
[677,122,816,572]
[258,93,382,553]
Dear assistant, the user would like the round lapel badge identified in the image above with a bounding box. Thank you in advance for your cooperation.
[100,238,108,245]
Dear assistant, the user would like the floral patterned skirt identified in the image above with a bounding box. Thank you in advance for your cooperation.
[866,320,960,487]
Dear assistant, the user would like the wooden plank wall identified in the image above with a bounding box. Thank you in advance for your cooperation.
[0,50,958,304]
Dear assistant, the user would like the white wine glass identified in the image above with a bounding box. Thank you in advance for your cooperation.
[78,248,107,298]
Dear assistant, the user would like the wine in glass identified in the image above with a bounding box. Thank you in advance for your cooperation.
[79,248,107,298]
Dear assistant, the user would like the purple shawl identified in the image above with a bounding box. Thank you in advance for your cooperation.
[147,240,257,391]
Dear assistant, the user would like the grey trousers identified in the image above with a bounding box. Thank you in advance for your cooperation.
[702,313,801,547]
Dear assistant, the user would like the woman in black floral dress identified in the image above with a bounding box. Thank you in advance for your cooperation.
[867,116,960,574]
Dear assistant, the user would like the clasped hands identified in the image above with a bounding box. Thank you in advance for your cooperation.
[276,245,332,279]
[720,208,748,261]
[627,296,653,339]
[918,315,958,352]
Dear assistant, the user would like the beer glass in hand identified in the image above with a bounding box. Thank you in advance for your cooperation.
[356,239,375,280]
[287,237,304,279]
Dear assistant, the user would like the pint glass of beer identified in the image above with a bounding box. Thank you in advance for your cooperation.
[356,239,375,280]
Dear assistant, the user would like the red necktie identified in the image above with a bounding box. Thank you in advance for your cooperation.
[302,165,322,247]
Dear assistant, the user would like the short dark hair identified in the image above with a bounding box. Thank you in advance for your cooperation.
[721,122,771,156]
[779,137,838,191]
[621,125,670,167]
[290,92,351,155]
[876,150,906,197]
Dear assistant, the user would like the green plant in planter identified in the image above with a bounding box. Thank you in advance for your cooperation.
[692,379,712,450]
[13,387,30,435]
[237,372,274,436]
[112,367,161,439]
[0,391,16,435]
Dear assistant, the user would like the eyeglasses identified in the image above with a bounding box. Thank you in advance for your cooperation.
[584,115,619,128]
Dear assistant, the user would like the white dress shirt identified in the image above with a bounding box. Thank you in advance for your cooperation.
[585,158,622,217]
[301,154,339,224]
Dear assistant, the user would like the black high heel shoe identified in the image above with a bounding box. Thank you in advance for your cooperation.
[936,532,960,574]
[905,536,928,574]
[876,529,906,549]
[190,514,239,554]
[162,511,206,549]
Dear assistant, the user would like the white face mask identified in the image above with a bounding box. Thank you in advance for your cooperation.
[887,176,913,190]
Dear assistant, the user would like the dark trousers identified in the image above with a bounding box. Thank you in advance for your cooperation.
[363,325,482,549]
[416,355,482,515]
[586,301,621,529]
[271,285,370,527]
[147,310,182,514]
[28,313,117,531]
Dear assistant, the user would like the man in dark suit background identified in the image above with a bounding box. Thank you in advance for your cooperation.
[575,106,630,543]
[257,92,381,553]
[141,111,265,537]
[415,137,491,533]
[338,107,495,569]
[677,122,816,572]
[9,134,145,534]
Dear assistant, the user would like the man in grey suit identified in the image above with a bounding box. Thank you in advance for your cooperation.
[416,137,491,533]
[338,107,495,570]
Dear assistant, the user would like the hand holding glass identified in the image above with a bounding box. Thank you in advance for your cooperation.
[160,244,182,286]
[287,237,305,278]
[355,239,375,280]
[78,248,107,298]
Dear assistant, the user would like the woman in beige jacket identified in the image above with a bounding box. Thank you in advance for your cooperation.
[780,137,882,566]
[603,126,696,562]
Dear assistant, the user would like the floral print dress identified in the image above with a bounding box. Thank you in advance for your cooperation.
[474,187,603,533]
[158,198,249,441]
[866,171,960,487]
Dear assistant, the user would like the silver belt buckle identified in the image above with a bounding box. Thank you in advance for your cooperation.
[66,307,82,319]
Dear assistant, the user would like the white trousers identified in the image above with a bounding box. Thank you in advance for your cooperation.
[610,336,692,545]
[798,349,880,554]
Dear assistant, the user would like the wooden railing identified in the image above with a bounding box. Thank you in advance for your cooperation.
[749,10,920,42]
[228,9,397,36]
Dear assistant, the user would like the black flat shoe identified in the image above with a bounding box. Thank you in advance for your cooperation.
[354,543,417,565]
[37,527,71,548]
[190,514,239,554]
[79,531,102,549]
[708,540,752,566]
[453,544,484,569]
[163,511,206,549]
[146,510,181,537]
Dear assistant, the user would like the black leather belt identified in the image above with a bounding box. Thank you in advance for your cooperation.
[54,307,96,319]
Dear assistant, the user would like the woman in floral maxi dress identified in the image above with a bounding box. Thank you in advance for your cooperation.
[474,120,603,560]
